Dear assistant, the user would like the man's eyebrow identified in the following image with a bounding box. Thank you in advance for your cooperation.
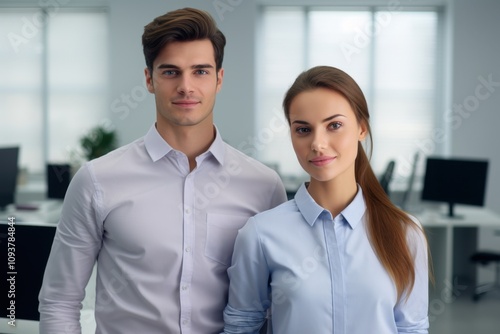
[291,114,345,125]
[156,64,214,70]
[157,64,179,69]
[192,64,214,69]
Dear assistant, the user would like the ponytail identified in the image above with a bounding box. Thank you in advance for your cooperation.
[356,143,420,300]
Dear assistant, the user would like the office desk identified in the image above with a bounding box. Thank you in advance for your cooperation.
[0,202,62,334]
[414,204,500,298]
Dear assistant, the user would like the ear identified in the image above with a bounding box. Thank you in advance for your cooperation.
[358,120,368,141]
[145,67,154,93]
[216,68,224,93]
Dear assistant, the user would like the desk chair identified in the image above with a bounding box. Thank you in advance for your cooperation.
[470,251,500,301]
[379,160,395,195]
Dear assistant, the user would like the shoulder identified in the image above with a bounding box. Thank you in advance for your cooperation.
[74,136,159,190]
[236,200,305,251]
[248,200,300,229]
[70,137,147,193]
[89,137,146,174]
[223,143,281,181]
[403,213,428,253]
[405,213,424,234]
[255,199,298,217]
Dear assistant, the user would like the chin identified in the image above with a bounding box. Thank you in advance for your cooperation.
[309,174,333,183]
[311,176,333,182]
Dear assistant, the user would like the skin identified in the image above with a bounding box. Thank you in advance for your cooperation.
[145,39,224,170]
[288,87,367,217]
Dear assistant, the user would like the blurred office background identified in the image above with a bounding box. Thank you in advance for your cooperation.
[1,0,500,333]
[1,0,499,206]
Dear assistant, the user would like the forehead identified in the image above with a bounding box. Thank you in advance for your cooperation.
[153,39,216,68]
[289,88,356,121]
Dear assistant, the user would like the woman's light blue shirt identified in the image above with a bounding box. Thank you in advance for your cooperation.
[223,183,429,334]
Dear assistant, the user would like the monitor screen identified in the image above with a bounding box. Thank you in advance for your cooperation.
[0,147,19,211]
[47,163,71,199]
[421,157,488,218]
[0,222,56,322]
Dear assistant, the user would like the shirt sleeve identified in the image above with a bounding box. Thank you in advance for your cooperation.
[394,220,430,334]
[38,163,103,334]
[268,172,288,210]
[223,218,271,334]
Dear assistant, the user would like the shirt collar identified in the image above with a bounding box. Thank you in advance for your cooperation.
[294,183,325,227]
[144,124,172,162]
[144,124,225,165]
[295,182,366,229]
[341,185,366,229]
[206,125,225,165]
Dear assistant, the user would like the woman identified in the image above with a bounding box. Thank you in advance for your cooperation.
[222,66,430,334]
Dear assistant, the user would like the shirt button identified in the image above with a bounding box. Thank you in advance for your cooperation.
[181,285,188,290]
[185,207,191,214]
[182,319,189,325]
[185,247,191,253]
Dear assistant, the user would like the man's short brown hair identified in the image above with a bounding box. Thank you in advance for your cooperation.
[142,7,226,73]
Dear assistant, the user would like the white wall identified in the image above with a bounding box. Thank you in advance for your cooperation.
[448,0,500,213]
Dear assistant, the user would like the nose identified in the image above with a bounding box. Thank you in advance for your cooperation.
[177,74,194,95]
[311,131,327,152]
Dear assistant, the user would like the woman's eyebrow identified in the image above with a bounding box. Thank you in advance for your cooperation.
[291,114,344,125]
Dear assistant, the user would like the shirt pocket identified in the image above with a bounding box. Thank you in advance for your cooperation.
[205,212,249,266]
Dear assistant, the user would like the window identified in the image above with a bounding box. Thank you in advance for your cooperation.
[0,7,108,173]
[256,6,443,187]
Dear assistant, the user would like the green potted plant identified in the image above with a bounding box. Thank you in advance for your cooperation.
[80,125,117,161]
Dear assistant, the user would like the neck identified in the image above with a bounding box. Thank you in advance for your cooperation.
[156,121,215,170]
[307,175,358,218]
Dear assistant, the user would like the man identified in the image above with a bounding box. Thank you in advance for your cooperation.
[39,7,286,334]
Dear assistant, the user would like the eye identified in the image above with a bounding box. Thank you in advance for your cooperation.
[161,70,178,77]
[195,69,209,75]
[328,121,342,130]
[294,126,311,135]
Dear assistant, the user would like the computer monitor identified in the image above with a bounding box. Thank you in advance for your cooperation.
[0,222,56,324]
[47,163,71,199]
[0,147,19,211]
[421,157,489,218]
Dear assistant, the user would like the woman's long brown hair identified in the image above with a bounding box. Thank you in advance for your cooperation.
[283,65,429,300]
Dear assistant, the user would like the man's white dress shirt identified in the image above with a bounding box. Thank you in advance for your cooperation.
[39,125,287,334]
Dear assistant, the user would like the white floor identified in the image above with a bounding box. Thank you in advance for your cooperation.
[429,290,500,334]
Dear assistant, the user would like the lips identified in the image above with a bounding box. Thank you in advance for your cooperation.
[309,156,335,166]
[172,100,200,108]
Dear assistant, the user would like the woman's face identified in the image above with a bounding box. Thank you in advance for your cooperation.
[288,87,367,184]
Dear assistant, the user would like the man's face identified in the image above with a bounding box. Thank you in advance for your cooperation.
[145,39,224,131]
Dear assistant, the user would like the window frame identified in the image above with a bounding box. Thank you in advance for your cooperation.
[0,5,109,178]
